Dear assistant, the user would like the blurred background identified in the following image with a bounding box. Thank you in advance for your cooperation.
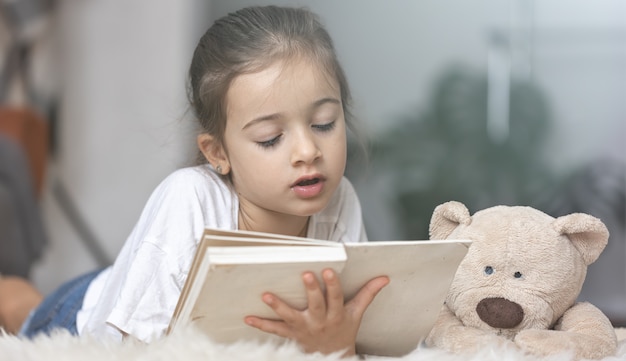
[1,0,624,325]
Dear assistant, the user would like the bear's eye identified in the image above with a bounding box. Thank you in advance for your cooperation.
[484,266,494,275]
[514,271,523,279]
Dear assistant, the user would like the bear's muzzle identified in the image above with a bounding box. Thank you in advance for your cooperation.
[476,297,524,329]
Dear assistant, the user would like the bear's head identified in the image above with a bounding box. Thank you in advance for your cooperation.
[430,201,609,338]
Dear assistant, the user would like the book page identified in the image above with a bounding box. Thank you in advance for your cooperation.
[342,240,470,356]
[170,230,339,327]
[169,228,470,357]
[177,246,347,344]
[203,228,336,245]
[168,230,346,339]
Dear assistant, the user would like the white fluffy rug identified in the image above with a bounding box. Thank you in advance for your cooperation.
[2,326,626,361]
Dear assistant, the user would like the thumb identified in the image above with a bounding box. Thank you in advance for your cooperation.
[347,276,389,316]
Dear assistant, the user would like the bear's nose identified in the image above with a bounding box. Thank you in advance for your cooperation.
[476,297,524,329]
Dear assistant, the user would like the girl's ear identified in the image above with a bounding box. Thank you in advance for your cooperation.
[197,134,231,175]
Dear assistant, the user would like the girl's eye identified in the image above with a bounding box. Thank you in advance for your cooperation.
[312,120,336,132]
[256,134,282,149]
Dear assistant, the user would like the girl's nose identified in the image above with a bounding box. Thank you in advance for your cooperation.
[291,129,322,165]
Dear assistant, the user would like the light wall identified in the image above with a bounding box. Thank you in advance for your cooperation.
[31,0,208,294]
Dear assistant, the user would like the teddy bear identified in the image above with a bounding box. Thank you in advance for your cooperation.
[425,201,618,360]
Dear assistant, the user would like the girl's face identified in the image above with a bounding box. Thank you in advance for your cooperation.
[223,58,347,224]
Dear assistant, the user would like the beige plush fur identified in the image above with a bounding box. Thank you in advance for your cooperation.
[425,201,618,360]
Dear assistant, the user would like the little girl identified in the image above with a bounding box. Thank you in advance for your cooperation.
[0,5,388,357]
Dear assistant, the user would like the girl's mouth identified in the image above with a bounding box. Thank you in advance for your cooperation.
[296,178,320,186]
[292,176,325,198]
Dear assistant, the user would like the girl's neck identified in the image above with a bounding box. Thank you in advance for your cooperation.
[238,204,310,238]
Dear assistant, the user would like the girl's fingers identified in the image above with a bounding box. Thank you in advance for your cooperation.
[246,292,304,337]
[244,315,291,338]
[302,271,326,319]
[260,292,306,325]
[346,276,390,316]
[322,268,345,319]
[246,273,388,356]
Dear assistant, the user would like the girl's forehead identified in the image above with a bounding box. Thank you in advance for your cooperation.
[226,58,340,109]
[223,58,341,130]
[235,57,338,92]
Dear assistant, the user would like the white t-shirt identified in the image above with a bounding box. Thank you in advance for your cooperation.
[77,164,367,342]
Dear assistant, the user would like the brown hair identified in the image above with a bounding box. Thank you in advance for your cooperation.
[188,5,355,163]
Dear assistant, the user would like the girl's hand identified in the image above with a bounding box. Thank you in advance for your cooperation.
[244,268,389,357]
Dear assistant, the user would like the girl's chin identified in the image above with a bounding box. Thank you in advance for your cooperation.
[285,201,328,218]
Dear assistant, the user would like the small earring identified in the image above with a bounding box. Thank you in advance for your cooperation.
[216,165,223,174]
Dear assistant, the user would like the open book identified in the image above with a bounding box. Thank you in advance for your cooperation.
[168,228,470,357]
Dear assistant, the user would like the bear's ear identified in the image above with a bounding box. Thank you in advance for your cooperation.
[552,213,609,266]
[429,201,471,239]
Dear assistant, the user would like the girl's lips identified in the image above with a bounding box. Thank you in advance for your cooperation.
[291,175,326,198]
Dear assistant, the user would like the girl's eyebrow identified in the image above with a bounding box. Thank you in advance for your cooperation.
[242,113,282,130]
[242,97,340,130]
[312,97,341,108]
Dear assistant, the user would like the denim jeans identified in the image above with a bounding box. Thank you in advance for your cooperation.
[19,268,103,338]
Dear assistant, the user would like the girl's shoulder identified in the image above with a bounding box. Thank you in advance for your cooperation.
[159,164,230,193]
[145,164,236,211]
[163,163,220,182]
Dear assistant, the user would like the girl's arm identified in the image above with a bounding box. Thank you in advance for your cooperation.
[244,268,389,357]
